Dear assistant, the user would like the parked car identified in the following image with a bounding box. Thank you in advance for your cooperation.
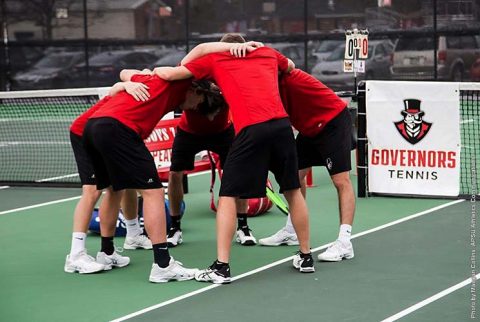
[72,50,159,87]
[12,51,84,90]
[152,49,186,67]
[311,40,394,91]
[391,35,480,81]
[310,40,343,61]
[268,42,317,71]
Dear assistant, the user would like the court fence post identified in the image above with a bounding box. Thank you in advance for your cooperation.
[357,81,367,197]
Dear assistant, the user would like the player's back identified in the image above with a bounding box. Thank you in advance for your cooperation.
[185,47,288,133]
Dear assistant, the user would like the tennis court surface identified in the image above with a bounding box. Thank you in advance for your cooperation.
[0,170,475,322]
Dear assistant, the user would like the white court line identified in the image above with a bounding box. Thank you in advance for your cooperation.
[35,173,79,182]
[111,199,464,322]
[0,171,210,206]
[382,273,480,321]
[0,196,81,216]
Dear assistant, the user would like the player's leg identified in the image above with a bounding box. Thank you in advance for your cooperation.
[268,118,314,273]
[166,170,185,247]
[258,167,309,247]
[235,198,257,245]
[65,131,105,274]
[167,128,201,246]
[213,125,257,246]
[195,124,269,283]
[141,187,198,283]
[88,118,199,282]
[122,189,152,250]
[96,187,131,269]
[315,108,356,262]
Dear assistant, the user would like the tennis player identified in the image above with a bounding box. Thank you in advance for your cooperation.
[65,80,152,274]
[82,63,251,282]
[260,69,356,262]
[167,89,255,247]
[154,34,314,283]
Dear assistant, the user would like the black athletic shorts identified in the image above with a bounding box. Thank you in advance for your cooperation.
[220,118,300,198]
[170,125,235,172]
[83,117,163,191]
[70,132,96,186]
[296,108,352,176]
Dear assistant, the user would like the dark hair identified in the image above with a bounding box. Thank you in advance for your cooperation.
[192,79,226,116]
[219,33,246,43]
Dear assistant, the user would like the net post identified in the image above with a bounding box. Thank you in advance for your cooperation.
[357,81,367,197]
[306,169,315,188]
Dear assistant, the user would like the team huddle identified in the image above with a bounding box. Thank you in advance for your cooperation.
[65,33,356,284]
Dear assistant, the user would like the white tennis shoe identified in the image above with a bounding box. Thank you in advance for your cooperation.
[259,228,299,246]
[123,234,152,250]
[149,257,198,283]
[317,240,354,262]
[96,251,130,270]
[64,250,105,274]
[235,227,257,246]
[167,229,183,247]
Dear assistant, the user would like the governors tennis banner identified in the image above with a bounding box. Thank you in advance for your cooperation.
[366,81,460,196]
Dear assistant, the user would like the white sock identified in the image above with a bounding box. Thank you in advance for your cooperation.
[284,214,296,234]
[70,232,87,256]
[125,218,142,237]
[338,224,352,244]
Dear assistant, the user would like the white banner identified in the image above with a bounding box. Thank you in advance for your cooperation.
[366,81,461,196]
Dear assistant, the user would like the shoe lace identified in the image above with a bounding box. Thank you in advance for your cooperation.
[239,226,252,236]
[79,250,96,262]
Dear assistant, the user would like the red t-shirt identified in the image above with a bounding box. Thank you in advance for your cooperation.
[90,75,192,139]
[70,95,112,136]
[280,69,347,137]
[184,47,289,133]
[178,107,231,135]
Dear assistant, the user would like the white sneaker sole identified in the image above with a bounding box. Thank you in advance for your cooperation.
[259,239,299,246]
[149,274,195,283]
[123,243,152,250]
[64,265,105,274]
[235,236,257,246]
[317,253,354,262]
[293,262,315,273]
[167,237,183,247]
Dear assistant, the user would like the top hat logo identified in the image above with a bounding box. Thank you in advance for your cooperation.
[394,99,432,145]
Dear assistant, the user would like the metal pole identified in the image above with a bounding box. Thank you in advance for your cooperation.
[83,0,90,87]
[433,0,437,80]
[303,0,308,72]
[356,82,367,197]
[1,0,11,91]
[185,0,189,53]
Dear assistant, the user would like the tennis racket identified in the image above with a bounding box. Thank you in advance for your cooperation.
[265,185,289,216]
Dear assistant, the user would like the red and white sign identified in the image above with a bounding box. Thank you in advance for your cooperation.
[366,81,461,196]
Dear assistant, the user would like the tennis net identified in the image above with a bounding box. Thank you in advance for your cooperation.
[0,88,108,187]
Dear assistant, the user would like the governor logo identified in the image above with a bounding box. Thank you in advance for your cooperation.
[394,99,432,145]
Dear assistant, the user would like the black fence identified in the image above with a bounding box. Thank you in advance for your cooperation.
[1,0,480,92]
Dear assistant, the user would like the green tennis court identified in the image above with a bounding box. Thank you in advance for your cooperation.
[0,169,475,322]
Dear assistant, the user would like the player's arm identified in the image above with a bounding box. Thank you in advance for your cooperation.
[181,41,264,65]
[109,81,150,102]
[153,66,193,81]
[119,68,153,81]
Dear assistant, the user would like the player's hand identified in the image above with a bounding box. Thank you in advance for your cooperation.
[245,41,264,48]
[140,68,153,75]
[124,81,150,102]
[230,41,264,58]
